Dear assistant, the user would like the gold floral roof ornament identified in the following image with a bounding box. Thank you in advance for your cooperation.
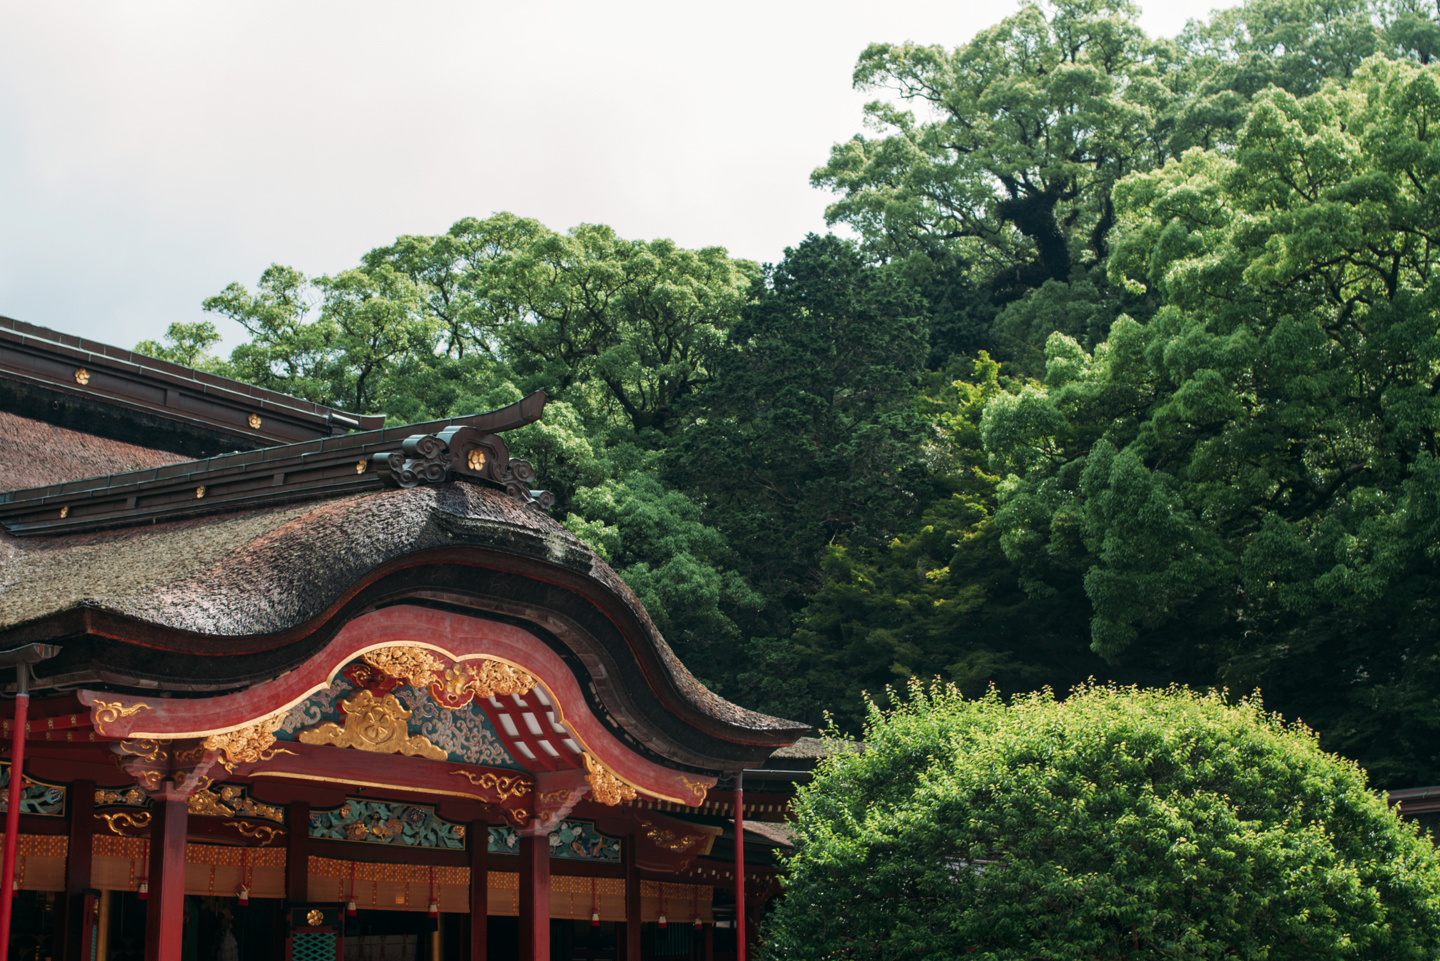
[203,712,293,773]
[248,413,262,429]
[362,645,444,688]
[73,368,89,385]
[582,752,638,806]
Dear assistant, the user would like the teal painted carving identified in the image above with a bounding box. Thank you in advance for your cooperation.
[0,765,65,817]
[275,664,523,770]
[488,820,621,861]
[310,798,466,849]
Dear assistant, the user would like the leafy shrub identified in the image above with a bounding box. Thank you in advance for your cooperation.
[763,683,1440,960]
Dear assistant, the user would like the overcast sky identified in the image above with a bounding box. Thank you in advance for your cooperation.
[1,1,1230,353]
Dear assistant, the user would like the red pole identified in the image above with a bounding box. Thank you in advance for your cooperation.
[518,824,550,961]
[734,773,746,961]
[0,664,31,953]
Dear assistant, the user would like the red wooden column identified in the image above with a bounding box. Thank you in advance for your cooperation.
[734,775,747,961]
[0,666,31,951]
[144,788,189,961]
[286,800,309,905]
[518,822,550,961]
[623,833,641,961]
[60,778,96,961]
[468,819,488,961]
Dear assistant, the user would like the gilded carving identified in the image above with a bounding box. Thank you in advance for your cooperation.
[95,786,147,808]
[581,753,638,806]
[73,368,90,385]
[204,712,293,772]
[247,413,262,429]
[307,909,324,926]
[445,660,536,701]
[449,770,531,802]
[188,789,231,817]
[297,690,446,760]
[195,486,206,499]
[638,817,701,853]
[228,821,284,846]
[355,459,367,475]
[362,647,443,688]
[91,701,152,733]
[59,506,68,519]
[118,738,166,764]
[675,775,710,804]
[99,811,150,837]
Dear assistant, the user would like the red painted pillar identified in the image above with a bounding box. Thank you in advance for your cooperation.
[286,801,309,906]
[61,778,96,961]
[518,823,550,961]
[468,819,488,961]
[0,668,31,953]
[734,775,746,961]
[144,790,188,961]
[623,833,641,961]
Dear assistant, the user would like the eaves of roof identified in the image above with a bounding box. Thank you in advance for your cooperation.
[0,315,384,449]
[0,390,549,536]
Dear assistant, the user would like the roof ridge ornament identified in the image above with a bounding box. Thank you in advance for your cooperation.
[370,425,555,510]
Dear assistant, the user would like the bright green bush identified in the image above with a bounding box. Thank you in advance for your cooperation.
[762,684,1440,960]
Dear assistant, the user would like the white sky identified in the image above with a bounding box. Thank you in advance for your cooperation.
[0,1,1231,352]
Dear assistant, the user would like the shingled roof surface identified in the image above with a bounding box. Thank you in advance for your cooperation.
[0,480,799,736]
[0,410,189,491]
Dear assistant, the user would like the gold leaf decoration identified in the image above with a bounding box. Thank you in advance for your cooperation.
[247,413,262,429]
[449,770,531,802]
[100,811,150,837]
[638,817,701,853]
[297,690,446,760]
[203,712,293,772]
[582,753,638,806]
[675,775,710,804]
[362,646,443,688]
[467,448,486,471]
[91,700,152,733]
[118,738,167,763]
[434,660,537,706]
[73,368,90,385]
[227,821,284,846]
[307,909,324,926]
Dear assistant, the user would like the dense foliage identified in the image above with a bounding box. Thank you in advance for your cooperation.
[136,0,1440,786]
[762,684,1440,960]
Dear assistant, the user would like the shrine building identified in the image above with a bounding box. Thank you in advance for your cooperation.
[0,316,811,961]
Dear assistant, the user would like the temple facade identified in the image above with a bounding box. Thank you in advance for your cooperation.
[0,317,809,961]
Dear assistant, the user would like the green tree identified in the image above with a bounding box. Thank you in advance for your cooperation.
[764,683,1440,960]
[134,320,227,372]
[813,0,1174,298]
[792,355,1112,730]
[672,234,930,617]
[983,56,1440,783]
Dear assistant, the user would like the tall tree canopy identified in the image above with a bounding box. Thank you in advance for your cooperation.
[984,56,1440,783]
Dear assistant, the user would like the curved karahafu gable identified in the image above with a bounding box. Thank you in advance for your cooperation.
[0,404,807,776]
